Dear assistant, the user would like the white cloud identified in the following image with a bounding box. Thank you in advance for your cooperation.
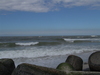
[0,0,100,12]
[0,0,50,12]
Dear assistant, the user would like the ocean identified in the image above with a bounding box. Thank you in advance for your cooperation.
[0,35,100,68]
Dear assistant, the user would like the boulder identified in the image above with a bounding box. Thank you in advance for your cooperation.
[56,62,75,72]
[88,51,100,71]
[65,55,83,71]
[0,58,15,75]
[12,63,67,75]
[11,63,100,75]
[0,62,10,75]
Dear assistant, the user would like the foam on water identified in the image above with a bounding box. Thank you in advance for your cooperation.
[16,42,39,46]
[91,35,97,37]
[0,44,99,59]
[64,38,100,43]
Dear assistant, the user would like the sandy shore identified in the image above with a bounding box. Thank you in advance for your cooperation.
[12,51,95,70]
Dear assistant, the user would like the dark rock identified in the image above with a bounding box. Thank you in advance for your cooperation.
[66,71,100,75]
[56,62,75,72]
[0,62,10,75]
[88,51,100,71]
[11,63,100,75]
[0,58,15,75]
[65,55,83,71]
[12,63,67,75]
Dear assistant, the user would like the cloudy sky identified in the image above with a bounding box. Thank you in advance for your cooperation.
[0,0,100,36]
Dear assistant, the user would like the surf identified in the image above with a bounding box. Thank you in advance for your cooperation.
[63,38,100,43]
[16,42,39,46]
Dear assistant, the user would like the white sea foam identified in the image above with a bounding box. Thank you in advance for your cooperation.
[91,35,97,37]
[63,38,100,42]
[0,44,99,59]
[16,42,39,46]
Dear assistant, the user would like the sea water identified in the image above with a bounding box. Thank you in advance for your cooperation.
[0,35,100,67]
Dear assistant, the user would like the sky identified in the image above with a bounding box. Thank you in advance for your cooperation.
[0,0,100,36]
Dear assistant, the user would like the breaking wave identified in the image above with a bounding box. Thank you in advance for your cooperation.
[0,42,61,47]
[63,38,100,43]
[0,44,99,59]
[16,42,39,46]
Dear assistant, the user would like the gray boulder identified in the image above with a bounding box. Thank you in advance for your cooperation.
[0,58,15,75]
[12,63,67,75]
[88,51,100,71]
[12,63,100,75]
[65,55,83,71]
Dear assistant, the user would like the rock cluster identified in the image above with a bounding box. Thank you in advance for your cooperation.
[0,51,100,75]
[12,63,66,75]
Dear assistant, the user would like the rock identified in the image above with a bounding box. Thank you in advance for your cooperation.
[88,51,100,71]
[0,62,11,75]
[56,62,75,72]
[12,63,100,75]
[0,58,15,75]
[65,55,83,71]
[66,71,100,75]
[12,63,67,75]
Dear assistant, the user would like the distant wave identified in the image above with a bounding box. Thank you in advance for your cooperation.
[0,41,61,47]
[16,42,61,46]
[91,35,97,37]
[63,38,100,43]
[35,42,61,46]
[16,42,39,46]
[0,42,39,47]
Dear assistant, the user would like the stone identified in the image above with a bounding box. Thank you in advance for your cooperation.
[12,63,67,75]
[88,51,100,71]
[0,62,10,75]
[65,55,83,71]
[12,63,100,75]
[56,62,75,72]
[0,58,15,75]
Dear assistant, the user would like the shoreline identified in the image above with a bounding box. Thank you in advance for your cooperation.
[12,51,95,70]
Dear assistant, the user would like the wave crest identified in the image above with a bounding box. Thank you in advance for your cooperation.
[16,42,39,46]
[0,41,61,47]
[63,38,100,43]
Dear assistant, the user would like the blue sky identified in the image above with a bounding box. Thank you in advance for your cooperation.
[0,0,100,36]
